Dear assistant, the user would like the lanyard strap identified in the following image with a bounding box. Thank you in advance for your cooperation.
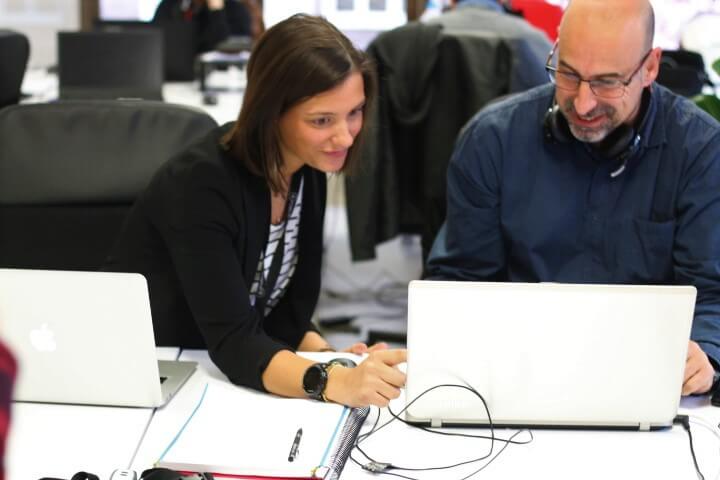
[254,174,301,315]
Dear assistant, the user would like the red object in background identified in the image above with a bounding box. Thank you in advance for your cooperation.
[0,341,16,480]
[511,0,564,41]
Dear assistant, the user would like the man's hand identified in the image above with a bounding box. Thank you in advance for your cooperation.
[682,340,715,395]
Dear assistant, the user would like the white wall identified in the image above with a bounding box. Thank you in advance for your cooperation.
[98,0,161,21]
[0,0,80,68]
[262,0,406,49]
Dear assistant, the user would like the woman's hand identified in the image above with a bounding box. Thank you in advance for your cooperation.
[324,349,406,408]
[341,341,389,355]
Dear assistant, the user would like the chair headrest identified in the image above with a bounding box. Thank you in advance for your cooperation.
[0,100,218,204]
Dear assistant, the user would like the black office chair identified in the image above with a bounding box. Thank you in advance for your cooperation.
[0,100,218,270]
[0,30,30,109]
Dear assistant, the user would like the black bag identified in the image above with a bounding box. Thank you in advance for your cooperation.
[657,49,714,97]
[39,469,213,480]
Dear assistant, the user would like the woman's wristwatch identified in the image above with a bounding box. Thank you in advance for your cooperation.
[302,358,356,401]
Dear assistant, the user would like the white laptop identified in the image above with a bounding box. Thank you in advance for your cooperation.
[0,269,196,407]
[405,280,696,430]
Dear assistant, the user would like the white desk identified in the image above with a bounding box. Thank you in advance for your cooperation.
[7,347,720,479]
[130,351,720,480]
[343,399,720,479]
[6,347,180,480]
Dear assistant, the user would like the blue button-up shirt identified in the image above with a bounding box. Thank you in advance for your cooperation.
[427,83,720,365]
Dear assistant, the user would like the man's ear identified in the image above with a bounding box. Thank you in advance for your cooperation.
[643,47,663,87]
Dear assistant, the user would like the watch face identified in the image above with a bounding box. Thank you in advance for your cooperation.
[303,363,328,398]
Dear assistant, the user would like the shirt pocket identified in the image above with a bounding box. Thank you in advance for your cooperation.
[606,218,676,283]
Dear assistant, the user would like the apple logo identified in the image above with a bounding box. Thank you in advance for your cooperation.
[29,323,57,352]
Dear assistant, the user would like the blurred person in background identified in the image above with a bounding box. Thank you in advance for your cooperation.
[152,0,254,53]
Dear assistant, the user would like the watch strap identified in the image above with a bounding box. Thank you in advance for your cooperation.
[320,362,342,402]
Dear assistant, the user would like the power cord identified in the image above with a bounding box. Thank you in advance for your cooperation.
[675,414,705,480]
[349,384,534,479]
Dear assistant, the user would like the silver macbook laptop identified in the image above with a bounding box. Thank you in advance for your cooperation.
[405,280,696,430]
[0,269,196,407]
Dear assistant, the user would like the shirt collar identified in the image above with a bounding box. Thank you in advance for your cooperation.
[455,0,504,13]
[641,83,666,150]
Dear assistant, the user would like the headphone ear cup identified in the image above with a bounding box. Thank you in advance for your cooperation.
[543,104,572,144]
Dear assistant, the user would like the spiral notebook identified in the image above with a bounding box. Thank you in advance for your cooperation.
[156,381,368,479]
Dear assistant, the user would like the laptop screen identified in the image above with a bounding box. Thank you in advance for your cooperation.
[0,269,188,407]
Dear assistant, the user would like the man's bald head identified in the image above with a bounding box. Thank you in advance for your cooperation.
[560,0,654,51]
[551,0,661,145]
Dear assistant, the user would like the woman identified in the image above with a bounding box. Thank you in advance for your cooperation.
[106,14,406,408]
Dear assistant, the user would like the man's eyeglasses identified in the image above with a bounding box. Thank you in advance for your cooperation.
[545,41,652,99]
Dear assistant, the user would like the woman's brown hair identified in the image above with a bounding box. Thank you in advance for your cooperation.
[221,14,377,193]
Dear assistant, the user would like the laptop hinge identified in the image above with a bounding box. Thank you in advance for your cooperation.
[639,422,651,431]
[430,419,442,428]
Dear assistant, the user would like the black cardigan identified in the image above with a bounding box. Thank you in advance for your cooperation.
[105,124,326,391]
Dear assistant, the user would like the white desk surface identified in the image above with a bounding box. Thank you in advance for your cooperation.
[343,398,720,480]
[20,68,244,126]
[130,351,720,480]
[6,347,180,480]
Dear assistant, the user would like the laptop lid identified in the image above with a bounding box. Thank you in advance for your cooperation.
[58,30,164,100]
[405,280,696,430]
[0,269,195,407]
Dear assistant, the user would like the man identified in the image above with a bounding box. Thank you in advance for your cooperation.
[426,0,720,395]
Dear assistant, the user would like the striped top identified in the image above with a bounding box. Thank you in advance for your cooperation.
[249,177,304,316]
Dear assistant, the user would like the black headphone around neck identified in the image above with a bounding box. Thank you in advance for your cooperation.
[543,90,650,178]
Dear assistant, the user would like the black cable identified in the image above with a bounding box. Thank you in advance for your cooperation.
[674,414,705,480]
[385,403,534,444]
[350,384,533,479]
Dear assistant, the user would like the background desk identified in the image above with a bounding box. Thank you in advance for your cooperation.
[6,347,179,480]
[20,68,244,126]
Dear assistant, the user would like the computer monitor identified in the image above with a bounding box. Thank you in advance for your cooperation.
[94,20,196,82]
[58,30,164,100]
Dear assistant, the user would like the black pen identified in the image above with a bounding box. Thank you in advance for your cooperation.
[288,427,302,462]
